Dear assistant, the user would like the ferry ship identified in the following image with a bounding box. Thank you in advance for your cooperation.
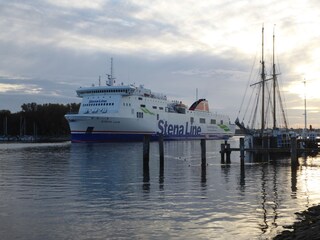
[65,62,235,142]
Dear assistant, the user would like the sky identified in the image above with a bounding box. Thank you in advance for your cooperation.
[0,0,320,128]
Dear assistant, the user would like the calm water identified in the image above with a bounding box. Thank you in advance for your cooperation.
[1,137,320,240]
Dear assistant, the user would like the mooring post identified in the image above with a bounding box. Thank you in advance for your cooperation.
[159,134,164,171]
[143,134,150,167]
[240,137,245,166]
[291,137,298,166]
[220,142,225,164]
[226,142,231,164]
[201,138,206,166]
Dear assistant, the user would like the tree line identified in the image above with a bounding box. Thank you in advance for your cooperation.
[0,102,80,137]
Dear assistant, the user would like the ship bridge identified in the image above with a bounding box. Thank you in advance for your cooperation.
[76,85,136,97]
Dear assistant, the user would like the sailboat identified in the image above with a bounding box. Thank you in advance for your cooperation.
[235,26,297,148]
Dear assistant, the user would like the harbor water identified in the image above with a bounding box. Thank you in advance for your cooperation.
[1,137,320,239]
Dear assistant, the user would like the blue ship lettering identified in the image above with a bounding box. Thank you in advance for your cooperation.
[158,120,201,136]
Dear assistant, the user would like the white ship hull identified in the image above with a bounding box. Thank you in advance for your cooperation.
[66,112,235,142]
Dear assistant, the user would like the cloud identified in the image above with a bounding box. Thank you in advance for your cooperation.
[0,0,320,127]
[0,83,41,94]
[45,0,105,10]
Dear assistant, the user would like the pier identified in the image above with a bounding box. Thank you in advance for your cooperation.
[220,136,320,166]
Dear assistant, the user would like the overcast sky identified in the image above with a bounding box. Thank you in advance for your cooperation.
[0,0,319,128]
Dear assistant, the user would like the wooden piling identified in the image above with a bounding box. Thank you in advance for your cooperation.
[142,135,150,191]
[220,143,225,163]
[226,142,231,164]
[201,138,206,166]
[143,135,150,166]
[240,137,245,167]
[159,134,164,173]
[291,137,298,166]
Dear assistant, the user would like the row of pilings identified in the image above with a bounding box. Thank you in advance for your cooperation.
[143,135,208,176]
[142,135,314,173]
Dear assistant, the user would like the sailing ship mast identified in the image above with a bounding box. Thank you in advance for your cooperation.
[261,26,266,134]
[272,27,276,129]
[272,29,288,130]
[235,26,289,135]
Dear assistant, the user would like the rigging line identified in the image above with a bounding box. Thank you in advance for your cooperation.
[265,82,273,128]
[275,51,289,128]
[275,81,284,128]
[242,82,256,122]
[276,82,288,129]
[251,84,261,129]
[247,89,256,127]
[242,67,261,123]
[237,50,259,118]
[275,65,289,128]
[247,84,259,126]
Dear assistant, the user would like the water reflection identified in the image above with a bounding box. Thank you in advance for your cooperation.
[143,162,150,192]
[159,161,164,191]
[241,151,302,236]
[1,140,320,239]
[201,164,206,187]
[291,164,298,197]
[240,165,245,188]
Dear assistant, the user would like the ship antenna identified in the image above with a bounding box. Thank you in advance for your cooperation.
[107,57,115,86]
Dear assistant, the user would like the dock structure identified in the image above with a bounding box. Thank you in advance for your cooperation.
[220,137,320,166]
[142,134,319,166]
[141,134,319,185]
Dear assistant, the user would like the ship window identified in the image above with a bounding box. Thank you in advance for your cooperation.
[157,114,159,120]
[137,112,143,118]
[200,118,206,124]
[140,104,146,107]
[190,117,194,124]
[211,119,216,124]
[138,97,143,100]
[159,107,164,110]
[152,106,157,109]
[220,120,223,125]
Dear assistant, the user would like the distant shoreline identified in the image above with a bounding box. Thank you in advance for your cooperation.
[0,135,70,143]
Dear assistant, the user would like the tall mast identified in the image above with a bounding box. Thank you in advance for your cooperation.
[261,25,266,134]
[272,26,277,129]
[304,80,307,132]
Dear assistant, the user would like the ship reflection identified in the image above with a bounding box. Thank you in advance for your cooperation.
[244,152,318,237]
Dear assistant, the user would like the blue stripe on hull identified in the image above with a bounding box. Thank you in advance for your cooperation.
[71,133,231,142]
